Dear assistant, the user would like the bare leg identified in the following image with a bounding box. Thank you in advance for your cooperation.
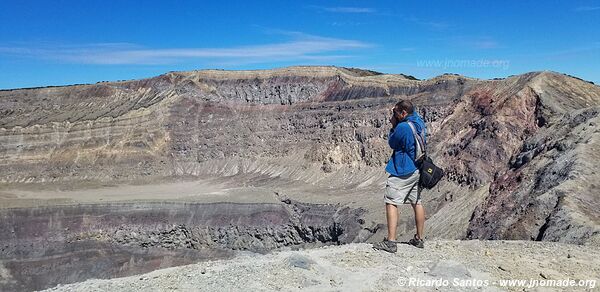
[385,203,399,241]
[412,203,425,239]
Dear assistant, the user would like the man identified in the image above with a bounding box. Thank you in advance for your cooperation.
[373,100,426,252]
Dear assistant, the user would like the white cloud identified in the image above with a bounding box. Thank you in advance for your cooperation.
[309,5,376,14]
[574,6,600,12]
[404,16,449,30]
[0,34,372,65]
[323,7,375,13]
[399,47,416,52]
[471,39,499,49]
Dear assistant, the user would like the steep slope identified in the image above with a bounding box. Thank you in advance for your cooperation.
[466,73,600,244]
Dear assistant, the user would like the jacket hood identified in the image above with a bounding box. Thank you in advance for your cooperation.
[402,112,425,133]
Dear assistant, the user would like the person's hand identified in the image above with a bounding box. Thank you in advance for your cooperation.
[389,108,399,129]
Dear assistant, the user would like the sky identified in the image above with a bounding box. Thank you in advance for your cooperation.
[0,0,598,89]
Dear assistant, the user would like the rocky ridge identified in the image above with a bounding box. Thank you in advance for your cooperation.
[42,240,600,292]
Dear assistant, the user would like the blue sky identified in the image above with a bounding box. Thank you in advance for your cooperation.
[0,0,598,89]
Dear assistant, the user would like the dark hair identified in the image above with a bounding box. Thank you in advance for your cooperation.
[394,100,414,114]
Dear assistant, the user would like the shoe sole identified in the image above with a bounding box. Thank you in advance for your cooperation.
[372,246,397,253]
[408,241,424,249]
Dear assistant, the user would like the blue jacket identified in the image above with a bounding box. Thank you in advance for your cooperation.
[385,112,427,177]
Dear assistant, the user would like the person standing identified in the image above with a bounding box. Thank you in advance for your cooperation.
[373,100,426,252]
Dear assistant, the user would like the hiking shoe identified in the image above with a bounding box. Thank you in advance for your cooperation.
[372,238,397,253]
[408,234,424,248]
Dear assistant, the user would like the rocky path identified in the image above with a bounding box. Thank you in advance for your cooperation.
[42,240,599,291]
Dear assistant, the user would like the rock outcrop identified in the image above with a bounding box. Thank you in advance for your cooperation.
[41,241,600,292]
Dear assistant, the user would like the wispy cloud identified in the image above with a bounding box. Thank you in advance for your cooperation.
[539,43,600,59]
[0,33,372,65]
[331,21,364,27]
[399,47,416,52]
[471,39,500,49]
[404,16,449,30]
[309,5,376,14]
[574,6,600,12]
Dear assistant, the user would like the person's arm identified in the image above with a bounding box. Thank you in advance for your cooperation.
[388,123,411,151]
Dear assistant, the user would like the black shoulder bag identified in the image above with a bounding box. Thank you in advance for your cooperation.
[406,121,444,189]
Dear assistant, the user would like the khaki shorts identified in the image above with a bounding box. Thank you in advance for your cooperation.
[384,170,421,205]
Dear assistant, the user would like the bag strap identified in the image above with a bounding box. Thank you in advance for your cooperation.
[406,121,426,156]
[406,121,426,194]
